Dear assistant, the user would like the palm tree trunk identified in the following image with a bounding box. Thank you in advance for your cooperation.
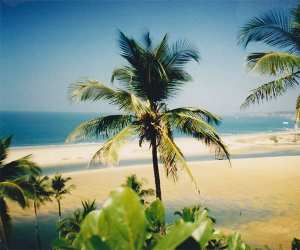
[0,213,8,250]
[151,137,162,200]
[57,200,61,220]
[57,199,61,239]
[34,202,42,250]
[0,198,9,250]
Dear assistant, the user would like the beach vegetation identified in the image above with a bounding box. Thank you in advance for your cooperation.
[51,174,75,221]
[122,174,154,204]
[53,187,250,250]
[57,199,97,245]
[0,136,41,249]
[67,31,230,200]
[27,175,52,250]
[238,4,300,125]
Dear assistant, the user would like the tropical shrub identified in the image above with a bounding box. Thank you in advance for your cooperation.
[53,187,250,250]
[57,200,97,244]
[122,174,154,204]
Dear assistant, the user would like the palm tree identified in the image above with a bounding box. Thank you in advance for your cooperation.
[67,31,230,200]
[122,174,154,204]
[0,136,40,248]
[27,175,52,250]
[238,4,300,121]
[51,174,75,221]
[58,200,96,243]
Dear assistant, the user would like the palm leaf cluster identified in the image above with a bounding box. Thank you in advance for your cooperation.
[67,31,229,198]
[51,174,75,220]
[238,4,300,110]
[122,174,154,204]
[0,136,41,247]
[58,200,96,243]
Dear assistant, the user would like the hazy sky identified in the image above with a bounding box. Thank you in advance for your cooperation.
[1,0,299,115]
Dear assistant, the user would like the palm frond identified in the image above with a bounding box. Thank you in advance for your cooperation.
[0,181,26,208]
[118,31,145,66]
[164,39,200,69]
[89,125,138,166]
[66,115,134,143]
[114,31,200,103]
[69,80,149,115]
[0,198,11,243]
[142,31,152,50]
[241,71,300,108]
[154,34,169,59]
[111,66,135,85]
[158,131,199,193]
[0,155,40,181]
[247,52,300,75]
[164,107,221,125]
[27,176,52,208]
[238,9,298,52]
[0,136,12,164]
[164,112,230,161]
[51,174,74,200]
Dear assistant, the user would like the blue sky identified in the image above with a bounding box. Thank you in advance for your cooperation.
[1,0,298,115]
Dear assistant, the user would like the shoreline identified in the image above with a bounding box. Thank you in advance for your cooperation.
[9,129,296,149]
[6,131,300,170]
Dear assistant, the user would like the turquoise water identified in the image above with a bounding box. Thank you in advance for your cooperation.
[0,111,295,147]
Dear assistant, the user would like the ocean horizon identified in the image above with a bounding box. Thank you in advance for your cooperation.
[0,111,296,147]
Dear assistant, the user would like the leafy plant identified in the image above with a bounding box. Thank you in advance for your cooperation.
[122,174,154,204]
[175,205,216,223]
[53,187,250,250]
[238,4,300,124]
[57,200,97,244]
[0,136,40,248]
[66,31,230,200]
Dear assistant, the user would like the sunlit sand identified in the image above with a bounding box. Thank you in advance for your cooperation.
[7,131,300,249]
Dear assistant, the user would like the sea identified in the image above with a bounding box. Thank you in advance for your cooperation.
[0,111,296,147]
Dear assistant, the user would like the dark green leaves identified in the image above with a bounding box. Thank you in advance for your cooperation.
[73,187,146,250]
[237,9,298,52]
[145,199,165,232]
[70,187,234,250]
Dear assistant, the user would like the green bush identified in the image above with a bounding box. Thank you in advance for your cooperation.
[53,187,250,250]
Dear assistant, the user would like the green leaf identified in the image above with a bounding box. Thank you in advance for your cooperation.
[192,220,214,249]
[153,220,200,250]
[52,238,75,250]
[85,236,111,250]
[145,199,165,231]
[227,233,251,250]
[97,187,146,250]
[79,211,101,238]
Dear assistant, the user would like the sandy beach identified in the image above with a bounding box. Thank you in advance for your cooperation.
[7,131,300,249]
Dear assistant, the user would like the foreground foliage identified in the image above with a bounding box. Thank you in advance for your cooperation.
[57,200,97,244]
[54,187,251,250]
[67,31,230,200]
